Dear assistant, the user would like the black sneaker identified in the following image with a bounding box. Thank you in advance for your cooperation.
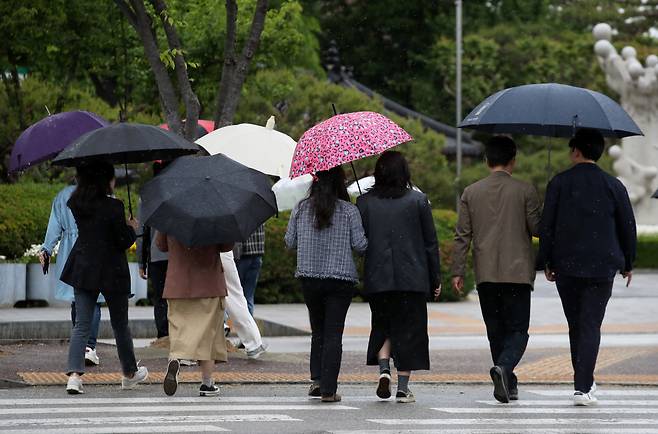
[490,366,510,403]
[509,387,519,401]
[308,383,321,397]
[163,359,180,396]
[376,372,391,399]
[199,383,220,397]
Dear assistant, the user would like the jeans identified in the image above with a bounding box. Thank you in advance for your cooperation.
[148,261,169,338]
[556,276,613,393]
[71,301,101,350]
[68,288,137,376]
[236,255,263,316]
[477,283,532,390]
[302,278,353,395]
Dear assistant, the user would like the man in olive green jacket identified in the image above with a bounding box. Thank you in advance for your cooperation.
[451,136,541,404]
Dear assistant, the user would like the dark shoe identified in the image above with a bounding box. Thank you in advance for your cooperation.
[490,366,510,403]
[199,383,220,397]
[308,383,321,397]
[321,393,342,402]
[163,359,180,396]
[376,372,392,399]
[509,387,519,401]
[395,390,416,403]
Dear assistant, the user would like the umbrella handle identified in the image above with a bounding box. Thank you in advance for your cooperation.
[125,162,133,219]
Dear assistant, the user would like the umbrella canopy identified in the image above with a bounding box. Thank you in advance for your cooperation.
[10,110,108,172]
[347,175,424,198]
[459,83,643,138]
[158,119,214,139]
[271,174,313,211]
[140,154,277,247]
[289,111,413,178]
[52,123,199,166]
[196,116,296,178]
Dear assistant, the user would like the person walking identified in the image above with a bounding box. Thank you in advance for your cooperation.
[137,161,170,343]
[539,128,636,406]
[356,151,441,404]
[451,136,541,403]
[285,166,367,402]
[235,225,265,316]
[60,161,148,394]
[156,232,234,397]
[40,181,104,367]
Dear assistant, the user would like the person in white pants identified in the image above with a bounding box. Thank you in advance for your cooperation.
[220,250,267,359]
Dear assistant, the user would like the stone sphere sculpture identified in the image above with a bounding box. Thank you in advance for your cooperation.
[593,23,658,225]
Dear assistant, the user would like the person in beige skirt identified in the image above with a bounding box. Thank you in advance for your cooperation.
[156,232,233,397]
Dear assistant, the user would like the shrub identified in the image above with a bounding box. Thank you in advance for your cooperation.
[0,182,66,259]
[636,234,658,269]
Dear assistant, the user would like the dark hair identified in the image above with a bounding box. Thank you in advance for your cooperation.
[68,161,115,217]
[371,151,411,199]
[309,166,349,230]
[570,128,605,161]
[485,136,517,167]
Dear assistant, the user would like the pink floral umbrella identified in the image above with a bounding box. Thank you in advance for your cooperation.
[289,111,413,178]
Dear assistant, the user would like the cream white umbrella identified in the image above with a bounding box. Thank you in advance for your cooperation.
[195,116,296,178]
[347,176,424,198]
[272,174,313,211]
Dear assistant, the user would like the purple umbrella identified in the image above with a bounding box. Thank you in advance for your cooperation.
[9,111,109,172]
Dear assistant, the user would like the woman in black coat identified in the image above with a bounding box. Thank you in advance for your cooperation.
[60,161,148,394]
[356,151,441,403]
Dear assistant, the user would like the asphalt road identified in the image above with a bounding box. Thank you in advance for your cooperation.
[2,383,658,433]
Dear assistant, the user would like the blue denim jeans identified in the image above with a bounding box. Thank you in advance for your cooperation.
[67,288,137,376]
[71,301,101,349]
[236,255,263,316]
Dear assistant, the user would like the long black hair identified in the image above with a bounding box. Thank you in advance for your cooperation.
[68,161,115,217]
[371,151,411,199]
[309,166,349,230]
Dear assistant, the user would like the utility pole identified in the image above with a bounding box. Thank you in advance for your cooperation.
[455,0,463,211]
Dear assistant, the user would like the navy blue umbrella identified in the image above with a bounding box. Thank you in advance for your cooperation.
[459,83,642,138]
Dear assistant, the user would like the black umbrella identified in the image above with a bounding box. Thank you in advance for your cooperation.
[52,122,200,216]
[459,83,643,138]
[140,154,277,247]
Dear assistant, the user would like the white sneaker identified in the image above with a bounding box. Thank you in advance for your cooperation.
[66,374,84,394]
[84,347,100,366]
[589,381,597,395]
[246,344,268,359]
[574,391,598,406]
[121,365,148,390]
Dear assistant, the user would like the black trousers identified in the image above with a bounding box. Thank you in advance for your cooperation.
[556,276,613,393]
[301,278,353,395]
[477,282,531,390]
[148,261,169,339]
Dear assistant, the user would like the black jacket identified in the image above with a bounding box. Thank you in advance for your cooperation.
[61,196,136,294]
[539,163,636,279]
[356,189,441,295]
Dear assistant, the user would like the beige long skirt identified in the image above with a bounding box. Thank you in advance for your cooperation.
[167,297,227,362]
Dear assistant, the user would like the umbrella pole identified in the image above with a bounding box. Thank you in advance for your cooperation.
[350,161,362,195]
[547,139,552,184]
[125,162,133,218]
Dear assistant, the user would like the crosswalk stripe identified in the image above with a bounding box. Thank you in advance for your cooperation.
[368,418,658,426]
[477,400,658,406]
[0,425,229,433]
[0,414,300,428]
[0,396,374,406]
[528,389,658,397]
[332,430,658,434]
[0,404,357,415]
[433,407,658,414]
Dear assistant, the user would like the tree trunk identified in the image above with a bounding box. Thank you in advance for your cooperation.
[214,0,268,128]
[151,0,200,141]
[115,0,183,134]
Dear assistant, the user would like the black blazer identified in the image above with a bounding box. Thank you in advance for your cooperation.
[539,163,637,279]
[356,189,441,295]
[61,196,136,294]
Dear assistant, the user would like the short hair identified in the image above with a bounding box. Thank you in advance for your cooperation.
[570,128,604,161]
[485,136,517,167]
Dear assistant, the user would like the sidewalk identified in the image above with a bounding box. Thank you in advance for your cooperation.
[1,273,657,387]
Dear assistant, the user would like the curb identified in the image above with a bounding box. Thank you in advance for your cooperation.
[0,317,309,341]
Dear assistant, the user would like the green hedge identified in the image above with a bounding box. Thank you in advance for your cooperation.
[256,209,475,304]
[636,234,658,269]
